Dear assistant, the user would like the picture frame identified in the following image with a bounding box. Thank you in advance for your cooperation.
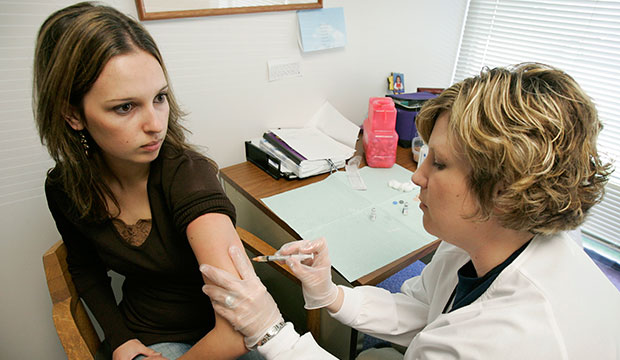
[135,0,323,21]
[390,72,404,94]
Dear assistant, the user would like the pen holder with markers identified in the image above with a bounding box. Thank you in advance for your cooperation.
[363,97,398,168]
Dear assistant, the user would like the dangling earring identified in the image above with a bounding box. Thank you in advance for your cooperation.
[79,131,90,157]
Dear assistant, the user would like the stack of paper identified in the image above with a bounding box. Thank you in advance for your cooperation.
[259,101,360,178]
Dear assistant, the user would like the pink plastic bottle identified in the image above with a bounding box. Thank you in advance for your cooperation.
[363,97,398,168]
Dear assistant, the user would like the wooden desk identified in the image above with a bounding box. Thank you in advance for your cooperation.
[220,144,440,286]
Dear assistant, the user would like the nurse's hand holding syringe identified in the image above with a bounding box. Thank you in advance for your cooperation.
[251,253,314,262]
[276,237,342,312]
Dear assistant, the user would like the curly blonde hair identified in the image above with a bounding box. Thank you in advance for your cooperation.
[416,63,613,234]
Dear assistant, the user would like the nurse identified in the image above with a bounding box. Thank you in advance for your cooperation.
[200,63,620,359]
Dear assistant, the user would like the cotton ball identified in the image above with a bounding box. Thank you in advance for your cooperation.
[401,181,415,192]
[388,180,400,190]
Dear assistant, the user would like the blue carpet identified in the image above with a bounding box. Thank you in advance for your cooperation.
[376,261,426,293]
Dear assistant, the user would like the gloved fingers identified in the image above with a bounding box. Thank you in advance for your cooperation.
[199,263,241,291]
[285,247,331,276]
[309,237,334,266]
[203,285,257,325]
[201,284,235,306]
[280,237,328,259]
[279,237,329,264]
[228,245,256,280]
[285,256,322,281]
[301,237,328,253]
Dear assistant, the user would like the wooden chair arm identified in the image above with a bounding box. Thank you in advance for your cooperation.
[236,227,299,285]
[43,240,100,360]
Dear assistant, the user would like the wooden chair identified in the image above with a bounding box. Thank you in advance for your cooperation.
[43,226,316,360]
[43,239,100,360]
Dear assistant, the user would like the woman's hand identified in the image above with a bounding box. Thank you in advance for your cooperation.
[200,246,284,349]
[112,339,166,360]
[277,237,339,310]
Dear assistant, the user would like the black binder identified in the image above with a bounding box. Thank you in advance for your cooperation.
[244,141,297,180]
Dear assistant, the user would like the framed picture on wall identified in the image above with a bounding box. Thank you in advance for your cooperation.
[135,0,323,20]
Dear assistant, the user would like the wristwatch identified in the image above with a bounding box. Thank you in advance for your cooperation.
[255,321,287,348]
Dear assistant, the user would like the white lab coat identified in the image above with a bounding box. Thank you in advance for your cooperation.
[258,232,620,359]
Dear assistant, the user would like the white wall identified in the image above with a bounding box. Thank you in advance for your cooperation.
[0,0,466,358]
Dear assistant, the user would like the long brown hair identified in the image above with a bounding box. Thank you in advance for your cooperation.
[33,2,191,222]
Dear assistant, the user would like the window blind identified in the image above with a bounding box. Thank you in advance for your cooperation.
[453,0,620,249]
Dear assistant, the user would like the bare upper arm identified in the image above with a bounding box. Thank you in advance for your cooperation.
[181,213,249,358]
[186,213,243,281]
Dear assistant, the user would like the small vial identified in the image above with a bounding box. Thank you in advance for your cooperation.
[370,207,377,221]
[402,202,409,216]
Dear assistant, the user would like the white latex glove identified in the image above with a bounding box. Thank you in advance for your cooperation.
[200,246,284,349]
[277,237,338,310]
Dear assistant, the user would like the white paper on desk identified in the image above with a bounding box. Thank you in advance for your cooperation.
[270,127,353,161]
[270,102,359,161]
